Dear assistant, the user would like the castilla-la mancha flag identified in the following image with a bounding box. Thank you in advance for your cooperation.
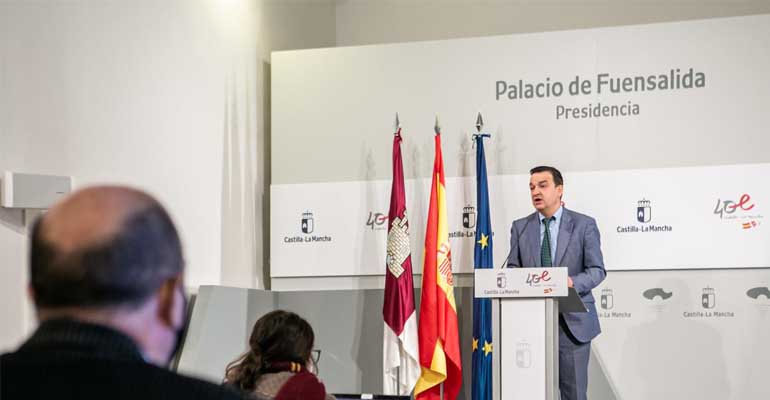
[383,128,420,395]
[415,131,462,400]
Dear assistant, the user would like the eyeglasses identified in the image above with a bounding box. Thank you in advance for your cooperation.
[311,349,321,365]
[310,349,321,374]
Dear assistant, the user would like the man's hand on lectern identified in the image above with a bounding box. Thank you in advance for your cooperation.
[568,277,574,288]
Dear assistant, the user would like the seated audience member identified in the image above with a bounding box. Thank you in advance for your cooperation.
[0,186,244,400]
[225,310,334,400]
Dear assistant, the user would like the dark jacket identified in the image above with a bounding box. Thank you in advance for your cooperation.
[507,208,607,342]
[1,318,245,400]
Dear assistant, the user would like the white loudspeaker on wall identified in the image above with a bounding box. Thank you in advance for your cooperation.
[1,171,72,209]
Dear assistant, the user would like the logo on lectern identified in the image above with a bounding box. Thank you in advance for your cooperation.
[515,341,532,368]
[301,211,314,234]
[496,272,507,289]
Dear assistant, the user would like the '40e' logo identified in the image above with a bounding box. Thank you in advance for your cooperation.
[366,212,388,230]
[526,270,551,286]
[714,194,754,219]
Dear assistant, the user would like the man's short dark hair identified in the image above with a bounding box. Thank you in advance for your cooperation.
[30,203,184,309]
[530,166,563,187]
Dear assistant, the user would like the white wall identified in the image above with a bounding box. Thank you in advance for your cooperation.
[335,0,770,47]
[219,0,336,290]
[0,0,336,351]
[0,0,229,350]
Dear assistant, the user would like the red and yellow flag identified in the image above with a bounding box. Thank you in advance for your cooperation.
[416,132,462,400]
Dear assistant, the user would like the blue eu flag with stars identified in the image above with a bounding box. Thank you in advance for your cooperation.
[472,133,493,400]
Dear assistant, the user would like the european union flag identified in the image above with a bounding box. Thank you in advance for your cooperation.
[472,132,493,400]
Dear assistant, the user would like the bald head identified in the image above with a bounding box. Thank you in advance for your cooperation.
[30,186,184,310]
[40,186,158,254]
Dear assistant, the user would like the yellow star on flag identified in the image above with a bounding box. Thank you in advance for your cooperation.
[483,341,493,356]
[472,338,479,352]
[477,233,489,249]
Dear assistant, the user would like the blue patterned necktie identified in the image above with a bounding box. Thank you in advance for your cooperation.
[541,216,554,267]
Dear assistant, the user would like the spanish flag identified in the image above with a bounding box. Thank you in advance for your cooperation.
[415,130,462,400]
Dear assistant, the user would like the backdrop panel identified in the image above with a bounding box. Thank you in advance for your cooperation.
[271,15,770,278]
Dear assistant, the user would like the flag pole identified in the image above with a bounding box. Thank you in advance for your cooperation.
[473,112,491,141]
[472,111,493,400]
[393,111,404,396]
[435,112,443,400]
[395,112,401,135]
[394,112,402,394]
[436,114,441,400]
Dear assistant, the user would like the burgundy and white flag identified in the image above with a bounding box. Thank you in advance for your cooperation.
[382,128,420,395]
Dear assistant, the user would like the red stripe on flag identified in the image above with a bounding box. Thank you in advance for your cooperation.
[416,133,462,400]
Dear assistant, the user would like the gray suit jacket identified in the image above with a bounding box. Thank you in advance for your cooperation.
[506,208,607,343]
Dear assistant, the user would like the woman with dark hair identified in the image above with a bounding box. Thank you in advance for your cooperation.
[224,310,334,400]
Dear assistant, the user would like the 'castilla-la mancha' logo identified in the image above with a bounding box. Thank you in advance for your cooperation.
[617,198,672,234]
[496,272,507,289]
[598,288,632,319]
[301,211,314,234]
[601,288,614,310]
[450,204,477,238]
[702,287,716,309]
[637,199,651,223]
[515,341,532,368]
[463,205,476,229]
[283,211,332,244]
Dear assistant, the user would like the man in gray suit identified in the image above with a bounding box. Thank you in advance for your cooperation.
[507,166,606,400]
